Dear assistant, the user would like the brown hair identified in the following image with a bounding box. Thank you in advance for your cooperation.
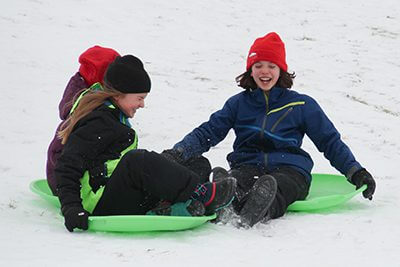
[235,69,296,90]
[57,85,123,144]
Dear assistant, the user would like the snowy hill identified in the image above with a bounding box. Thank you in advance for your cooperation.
[1,0,399,266]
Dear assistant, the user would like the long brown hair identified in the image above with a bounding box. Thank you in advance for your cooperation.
[57,85,123,144]
[235,69,296,90]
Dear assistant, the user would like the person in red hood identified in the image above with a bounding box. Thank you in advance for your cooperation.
[46,46,212,196]
[46,45,120,195]
[54,55,236,232]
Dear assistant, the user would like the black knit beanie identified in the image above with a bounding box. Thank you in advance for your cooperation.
[104,55,151,94]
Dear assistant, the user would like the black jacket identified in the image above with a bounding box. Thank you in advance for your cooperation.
[54,104,136,209]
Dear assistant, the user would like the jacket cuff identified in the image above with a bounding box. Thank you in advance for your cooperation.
[346,165,363,181]
[173,145,191,161]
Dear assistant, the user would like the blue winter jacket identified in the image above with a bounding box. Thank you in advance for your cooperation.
[174,87,362,180]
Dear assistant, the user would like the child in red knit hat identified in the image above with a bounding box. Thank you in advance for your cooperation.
[164,32,376,227]
[46,45,120,195]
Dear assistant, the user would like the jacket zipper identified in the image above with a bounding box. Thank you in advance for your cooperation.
[262,92,269,169]
[270,107,293,133]
[263,100,294,169]
[260,92,269,138]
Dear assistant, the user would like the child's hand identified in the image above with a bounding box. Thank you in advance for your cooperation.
[61,205,89,232]
[350,169,376,200]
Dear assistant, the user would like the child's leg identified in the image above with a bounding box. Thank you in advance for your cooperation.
[161,150,211,183]
[229,165,264,212]
[234,166,310,226]
[183,156,211,183]
[267,167,310,219]
[93,149,202,216]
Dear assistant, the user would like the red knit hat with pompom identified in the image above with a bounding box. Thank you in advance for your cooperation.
[246,32,287,72]
[79,45,120,86]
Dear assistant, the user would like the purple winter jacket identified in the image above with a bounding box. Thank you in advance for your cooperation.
[46,72,88,195]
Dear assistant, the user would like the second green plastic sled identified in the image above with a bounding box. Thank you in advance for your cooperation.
[286,173,366,211]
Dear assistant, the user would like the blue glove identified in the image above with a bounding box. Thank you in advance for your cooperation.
[350,168,376,200]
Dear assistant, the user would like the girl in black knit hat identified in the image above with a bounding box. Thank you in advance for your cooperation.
[54,55,236,232]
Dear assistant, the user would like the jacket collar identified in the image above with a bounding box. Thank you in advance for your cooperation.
[251,86,285,105]
[104,99,132,127]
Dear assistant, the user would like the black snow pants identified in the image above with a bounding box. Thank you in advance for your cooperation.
[231,165,311,219]
[93,149,205,216]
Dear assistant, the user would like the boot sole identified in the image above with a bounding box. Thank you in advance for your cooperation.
[239,175,277,227]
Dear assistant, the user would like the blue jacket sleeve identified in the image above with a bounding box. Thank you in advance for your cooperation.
[302,96,362,178]
[173,98,236,160]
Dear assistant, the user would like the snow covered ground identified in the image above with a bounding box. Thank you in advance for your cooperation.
[1,0,399,266]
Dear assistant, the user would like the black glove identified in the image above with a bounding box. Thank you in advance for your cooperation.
[161,149,186,164]
[62,206,89,232]
[350,168,376,200]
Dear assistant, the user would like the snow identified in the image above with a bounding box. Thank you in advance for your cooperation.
[1,0,399,266]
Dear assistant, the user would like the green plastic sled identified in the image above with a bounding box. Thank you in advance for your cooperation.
[30,179,216,232]
[287,173,366,211]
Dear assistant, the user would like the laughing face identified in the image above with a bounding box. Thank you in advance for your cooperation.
[251,61,280,92]
[112,93,148,118]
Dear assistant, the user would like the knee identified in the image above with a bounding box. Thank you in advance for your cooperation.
[185,156,212,182]
[121,149,147,166]
[229,166,259,193]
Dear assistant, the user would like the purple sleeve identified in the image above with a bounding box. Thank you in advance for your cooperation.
[58,72,88,120]
[47,73,88,194]
[46,124,64,195]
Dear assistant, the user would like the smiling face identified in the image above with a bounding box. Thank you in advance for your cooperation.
[112,93,148,118]
[250,61,280,92]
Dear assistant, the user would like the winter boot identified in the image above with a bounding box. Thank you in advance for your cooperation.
[192,177,237,215]
[210,166,230,182]
[239,174,277,227]
[147,199,205,216]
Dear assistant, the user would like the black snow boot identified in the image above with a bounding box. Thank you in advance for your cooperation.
[239,174,277,227]
[192,177,237,215]
[210,166,230,182]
